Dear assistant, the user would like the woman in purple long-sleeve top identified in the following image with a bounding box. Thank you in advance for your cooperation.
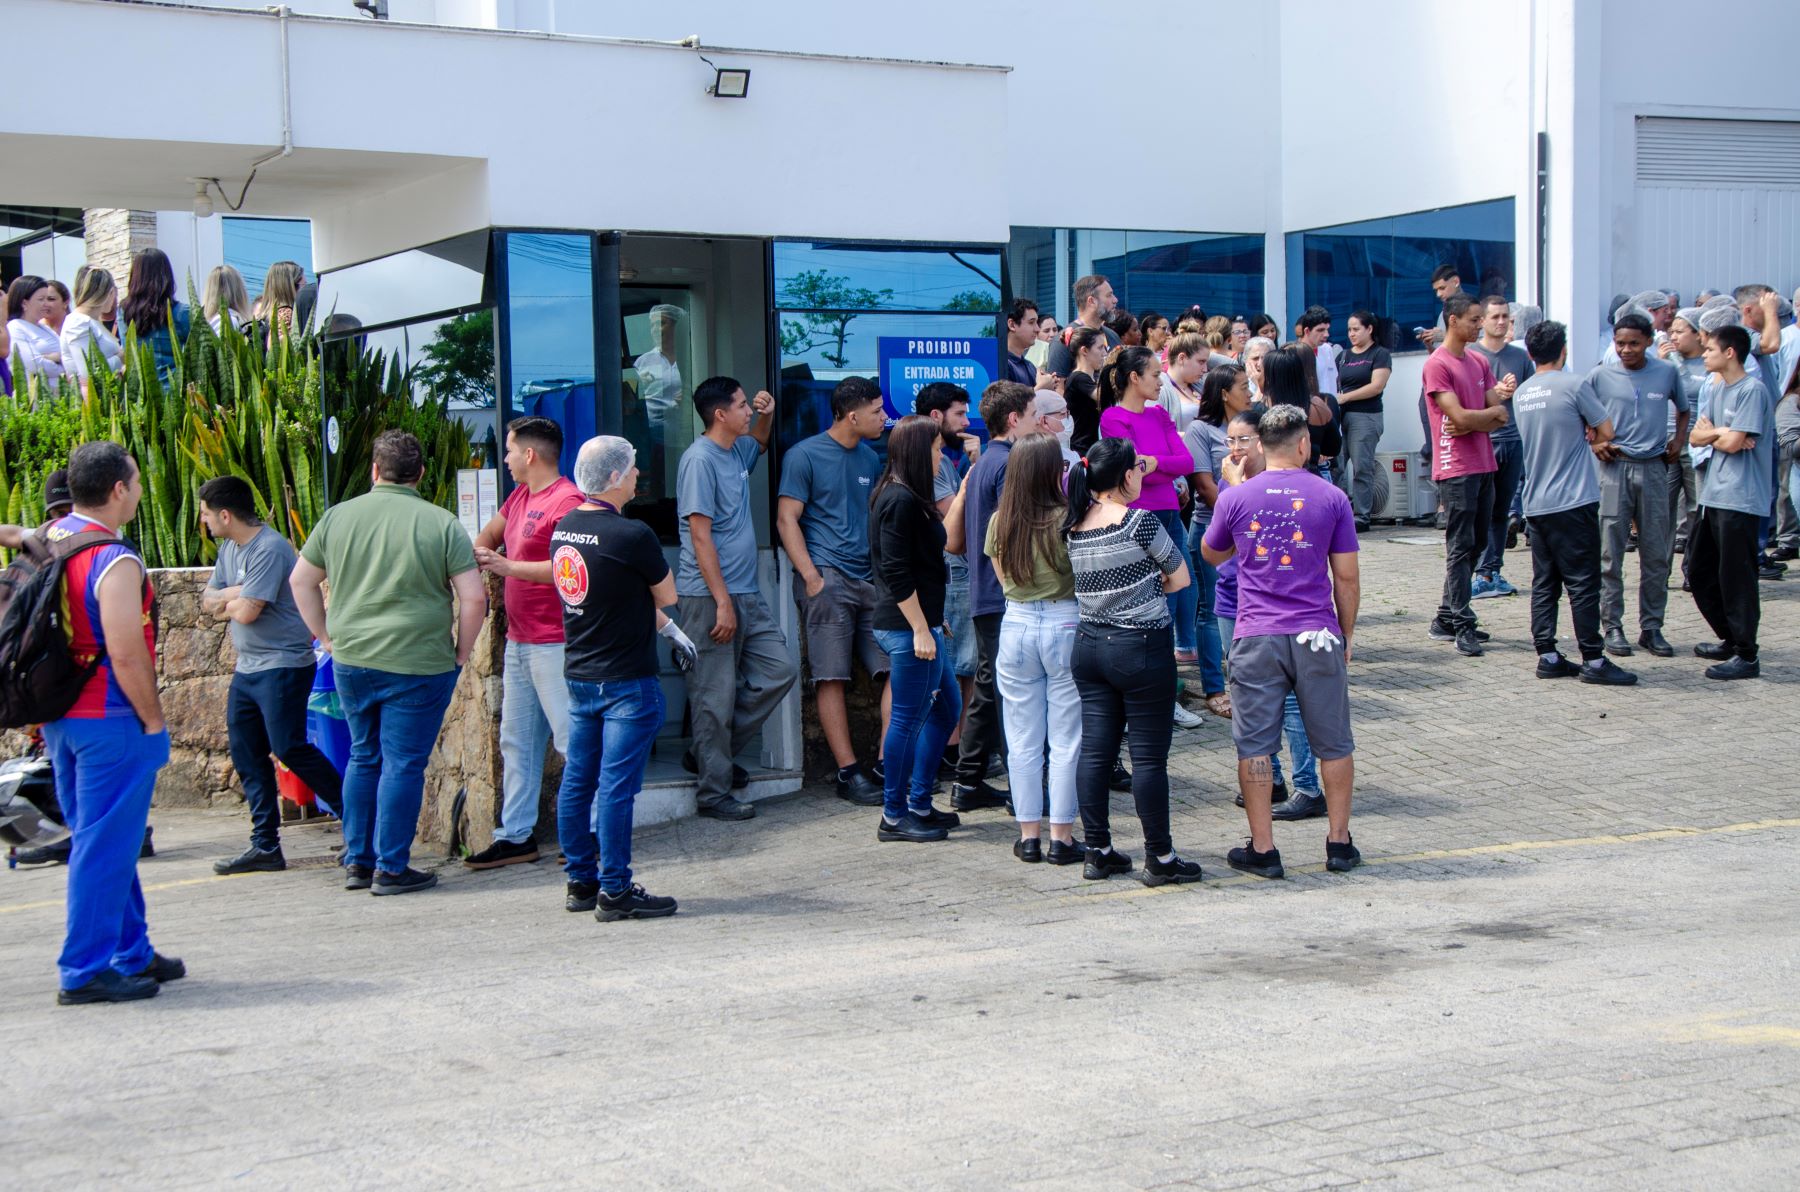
[1097,348,1202,702]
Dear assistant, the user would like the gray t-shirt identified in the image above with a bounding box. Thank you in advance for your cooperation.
[676,435,764,597]
[1671,353,1709,437]
[777,431,880,581]
[1182,419,1228,528]
[935,449,970,580]
[207,526,315,673]
[1469,341,1534,445]
[1513,370,1610,518]
[1697,374,1775,518]
[1587,358,1688,458]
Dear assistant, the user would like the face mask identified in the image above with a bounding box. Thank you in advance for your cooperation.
[1055,421,1073,451]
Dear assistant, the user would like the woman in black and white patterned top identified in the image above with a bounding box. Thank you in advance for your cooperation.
[1063,438,1201,886]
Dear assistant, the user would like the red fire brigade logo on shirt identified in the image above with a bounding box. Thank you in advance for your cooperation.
[552,545,589,606]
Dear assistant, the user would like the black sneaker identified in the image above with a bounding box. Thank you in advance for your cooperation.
[213,846,286,875]
[1226,841,1285,879]
[1354,519,1371,533]
[1637,629,1674,657]
[1773,545,1800,562]
[696,796,756,821]
[1693,640,1733,660]
[132,952,186,983]
[1705,656,1760,681]
[1505,516,1522,550]
[1109,762,1132,793]
[57,970,159,1005]
[15,838,72,866]
[1427,618,1457,642]
[1082,848,1134,881]
[597,884,678,921]
[1454,628,1484,657]
[1235,780,1290,809]
[1326,837,1362,873]
[950,781,1008,811]
[867,758,886,783]
[1013,837,1043,864]
[1045,838,1087,866]
[1142,853,1203,886]
[836,769,883,807]
[1580,658,1638,686]
[343,865,374,891]
[682,750,749,789]
[1271,790,1326,820]
[565,881,599,912]
[911,804,961,830]
[370,867,438,896]
[1760,564,1786,582]
[1536,656,1581,679]
[463,838,541,870]
[139,826,155,858]
[877,813,949,843]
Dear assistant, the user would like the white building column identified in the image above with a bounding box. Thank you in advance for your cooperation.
[1538,0,1606,363]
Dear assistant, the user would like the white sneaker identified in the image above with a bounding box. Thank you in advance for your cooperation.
[1172,702,1204,730]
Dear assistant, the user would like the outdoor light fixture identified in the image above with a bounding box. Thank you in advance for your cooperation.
[192,179,214,219]
[708,66,751,98]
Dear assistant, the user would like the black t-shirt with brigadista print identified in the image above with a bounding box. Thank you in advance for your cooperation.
[551,506,668,684]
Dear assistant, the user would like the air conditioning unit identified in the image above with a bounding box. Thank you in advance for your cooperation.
[1371,452,1410,522]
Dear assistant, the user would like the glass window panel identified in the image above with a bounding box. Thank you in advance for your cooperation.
[614,285,697,538]
[1294,198,1515,350]
[1011,226,1266,330]
[773,241,1001,312]
[336,315,501,467]
[316,230,490,331]
[222,217,313,298]
[503,233,596,480]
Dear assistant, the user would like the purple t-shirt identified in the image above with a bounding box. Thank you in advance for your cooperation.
[1203,467,1357,637]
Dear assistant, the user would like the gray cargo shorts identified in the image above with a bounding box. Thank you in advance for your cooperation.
[1228,631,1354,761]
[794,566,889,683]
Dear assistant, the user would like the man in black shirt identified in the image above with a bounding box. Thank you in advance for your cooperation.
[1002,297,1046,389]
[550,435,694,922]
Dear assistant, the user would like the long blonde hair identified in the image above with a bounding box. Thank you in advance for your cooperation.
[72,267,116,315]
[204,265,251,326]
[257,260,303,318]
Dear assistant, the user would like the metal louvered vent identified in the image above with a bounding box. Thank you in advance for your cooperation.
[1636,117,1800,187]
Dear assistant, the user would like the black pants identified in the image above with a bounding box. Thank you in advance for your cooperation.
[1072,623,1175,857]
[228,663,344,850]
[1688,506,1761,660]
[1436,473,1494,631]
[1526,503,1604,660]
[955,611,1005,783]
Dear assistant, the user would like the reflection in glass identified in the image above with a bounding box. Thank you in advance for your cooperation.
[1009,227,1266,325]
[504,233,597,479]
[315,231,489,332]
[355,315,500,466]
[620,288,695,526]
[222,217,313,298]
[773,241,1002,312]
[1290,198,1515,349]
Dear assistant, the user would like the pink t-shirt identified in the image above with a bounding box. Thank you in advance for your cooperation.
[1098,402,1193,511]
[500,476,584,643]
[1423,347,1499,481]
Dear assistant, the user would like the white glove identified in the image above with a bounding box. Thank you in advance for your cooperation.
[659,617,698,672]
[1296,628,1341,654]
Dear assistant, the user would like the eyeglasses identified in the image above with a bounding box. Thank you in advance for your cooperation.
[1226,435,1258,446]
[1133,458,1151,473]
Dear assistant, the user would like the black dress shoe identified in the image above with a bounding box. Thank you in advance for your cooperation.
[1226,842,1285,879]
[565,881,599,913]
[1045,838,1087,866]
[877,813,949,843]
[213,846,286,875]
[1235,780,1289,809]
[1270,790,1326,821]
[1705,656,1760,681]
[911,804,961,830]
[1535,656,1581,679]
[696,796,756,821]
[1580,658,1638,686]
[836,770,883,807]
[1082,848,1134,881]
[682,751,749,789]
[1603,627,1633,657]
[344,865,374,891]
[1142,853,1203,886]
[1013,837,1043,864]
[57,970,159,1005]
[1325,837,1362,873]
[15,838,72,866]
[1693,641,1733,660]
[1108,762,1132,793]
[132,952,186,983]
[1637,629,1674,657]
[950,781,1008,812]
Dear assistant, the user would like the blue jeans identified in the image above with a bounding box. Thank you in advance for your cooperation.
[42,717,168,990]
[335,664,459,874]
[874,627,962,820]
[1152,508,1198,654]
[1186,519,1226,695]
[1215,617,1313,792]
[556,677,665,894]
[1479,438,1523,576]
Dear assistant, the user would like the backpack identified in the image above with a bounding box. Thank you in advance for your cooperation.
[0,528,125,728]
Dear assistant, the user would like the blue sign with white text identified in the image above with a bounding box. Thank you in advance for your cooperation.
[876,336,999,429]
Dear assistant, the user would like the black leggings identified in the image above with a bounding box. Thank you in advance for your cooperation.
[1072,623,1176,857]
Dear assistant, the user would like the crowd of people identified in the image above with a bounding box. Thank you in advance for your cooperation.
[2,248,315,395]
[6,263,1793,1006]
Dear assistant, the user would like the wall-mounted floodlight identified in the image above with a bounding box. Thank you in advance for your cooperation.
[694,47,750,99]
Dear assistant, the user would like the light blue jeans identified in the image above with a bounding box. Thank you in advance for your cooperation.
[1152,508,1198,655]
[996,599,1082,825]
[1216,617,1317,793]
[496,640,571,844]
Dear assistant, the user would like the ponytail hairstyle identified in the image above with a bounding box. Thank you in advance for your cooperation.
[1097,345,1157,409]
[991,436,1068,587]
[1063,436,1139,536]
[1199,363,1244,426]
[1067,325,1107,371]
